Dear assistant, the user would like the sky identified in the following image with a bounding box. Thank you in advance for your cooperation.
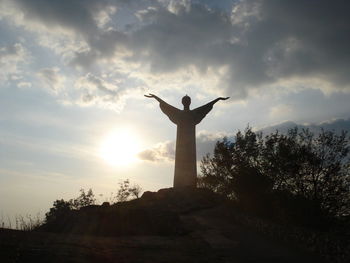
[1,0,350,222]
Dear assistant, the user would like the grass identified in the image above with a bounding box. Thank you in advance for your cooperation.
[1,213,44,231]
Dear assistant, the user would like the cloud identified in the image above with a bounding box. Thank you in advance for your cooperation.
[8,0,103,36]
[0,43,29,84]
[37,67,65,93]
[17,81,32,89]
[2,0,350,104]
[128,0,350,96]
[196,130,232,158]
[74,73,129,111]
[138,130,231,162]
[269,104,294,119]
[77,73,119,96]
[229,0,350,90]
[138,140,175,162]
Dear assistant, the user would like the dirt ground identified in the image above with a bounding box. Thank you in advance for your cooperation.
[0,205,324,263]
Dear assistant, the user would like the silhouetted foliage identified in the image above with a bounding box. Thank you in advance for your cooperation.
[71,188,96,209]
[114,179,143,202]
[45,188,96,223]
[45,181,143,223]
[45,199,72,222]
[40,188,221,237]
[199,126,350,225]
[129,183,143,199]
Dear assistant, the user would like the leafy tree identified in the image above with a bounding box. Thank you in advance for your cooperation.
[114,179,143,202]
[45,188,96,223]
[262,128,350,217]
[71,188,96,209]
[199,126,350,219]
[116,179,131,202]
[129,184,143,199]
[45,199,72,222]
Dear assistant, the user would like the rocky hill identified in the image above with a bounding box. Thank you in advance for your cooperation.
[0,188,328,263]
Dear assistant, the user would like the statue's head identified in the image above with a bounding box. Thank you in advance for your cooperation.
[182,95,191,109]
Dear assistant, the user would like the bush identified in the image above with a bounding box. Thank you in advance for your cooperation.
[45,188,96,223]
[199,126,350,225]
[45,199,72,222]
[45,181,143,223]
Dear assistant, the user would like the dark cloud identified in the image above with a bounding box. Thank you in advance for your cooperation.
[239,0,350,87]
[0,43,25,58]
[11,0,126,62]
[9,0,350,98]
[129,4,233,73]
[129,0,350,95]
[12,0,104,37]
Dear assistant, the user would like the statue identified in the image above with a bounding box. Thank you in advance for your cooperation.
[145,93,229,188]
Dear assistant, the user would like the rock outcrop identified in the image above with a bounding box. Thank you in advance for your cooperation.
[38,188,224,236]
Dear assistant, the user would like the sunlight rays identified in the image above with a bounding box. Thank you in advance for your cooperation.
[99,128,141,166]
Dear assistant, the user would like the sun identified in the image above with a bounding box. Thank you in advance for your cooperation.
[99,128,140,166]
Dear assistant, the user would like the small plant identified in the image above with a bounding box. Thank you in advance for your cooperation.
[16,213,44,231]
[0,214,12,229]
[0,213,43,231]
[114,179,143,202]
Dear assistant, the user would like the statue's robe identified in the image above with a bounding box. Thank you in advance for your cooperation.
[158,100,214,188]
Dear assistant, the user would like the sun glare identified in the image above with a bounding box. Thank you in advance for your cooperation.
[99,128,141,166]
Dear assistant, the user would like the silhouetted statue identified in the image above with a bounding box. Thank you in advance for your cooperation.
[145,94,229,188]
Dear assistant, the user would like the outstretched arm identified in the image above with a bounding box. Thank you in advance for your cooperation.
[207,97,230,106]
[144,93,164,103]
[194,97,230,111]
[144,93,181,124]
[192,97,229,124]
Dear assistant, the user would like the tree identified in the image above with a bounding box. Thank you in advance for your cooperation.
[114,179,143,202]
[45,199,72,222]
[262,128,350,217]
[129,184,143,199]
[199,126,350,219]
[115,179,131,202]
[45,188,96,223]
[71,188,96,209]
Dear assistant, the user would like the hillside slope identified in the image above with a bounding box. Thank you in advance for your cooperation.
[0,188,325,263]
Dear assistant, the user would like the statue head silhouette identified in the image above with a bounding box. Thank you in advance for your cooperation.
[182,95,191,110]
